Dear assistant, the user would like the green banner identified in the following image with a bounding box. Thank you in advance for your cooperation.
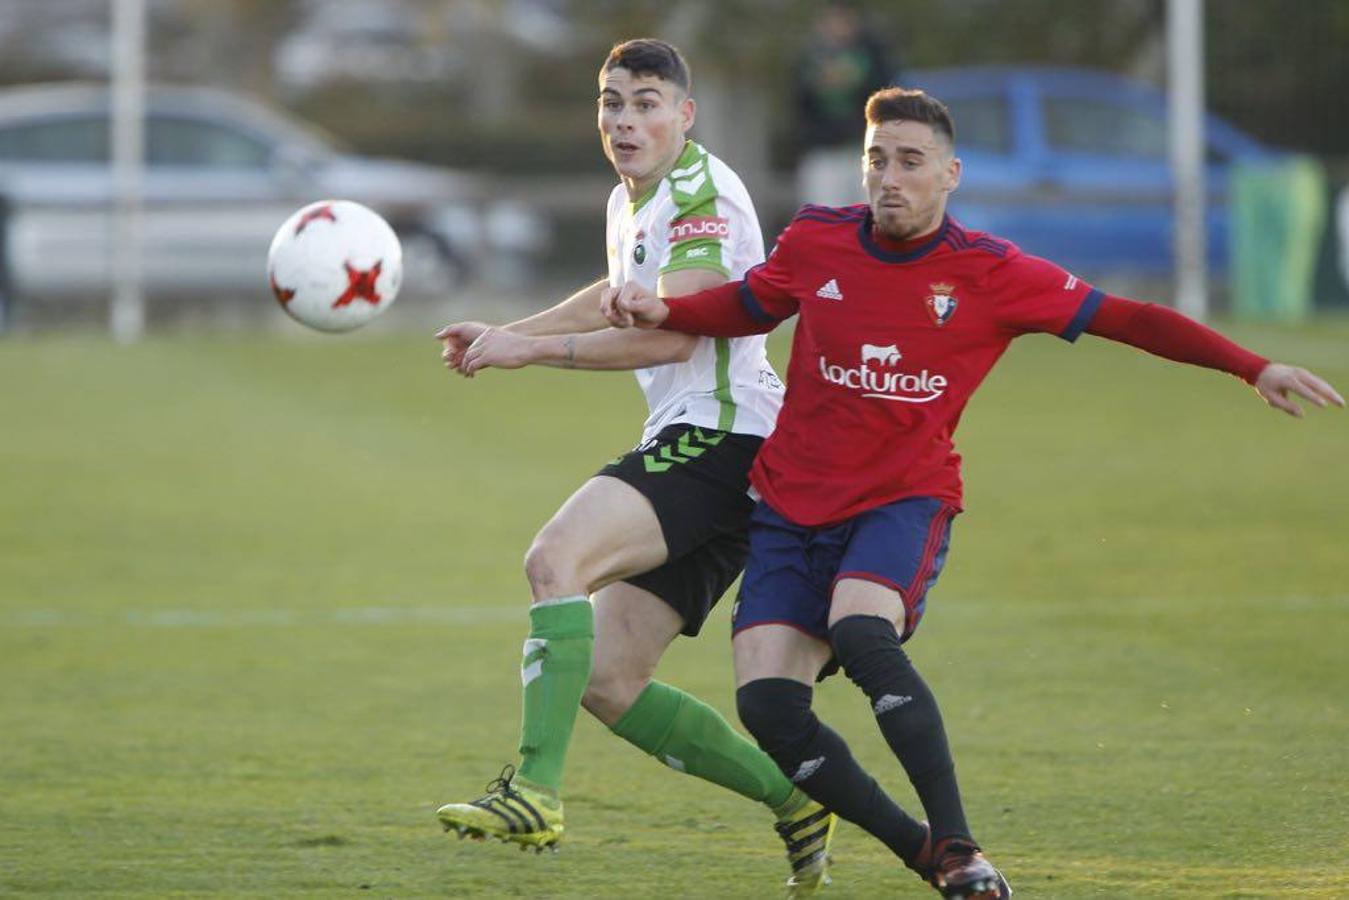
[1231,157,1327,323]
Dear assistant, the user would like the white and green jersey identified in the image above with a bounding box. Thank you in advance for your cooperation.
[606,140,784,443]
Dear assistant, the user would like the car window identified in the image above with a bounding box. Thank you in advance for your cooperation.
[1044,98,1168,158]
[147,117,272,168]
[0,116,110,162]
[943,96,1011,154]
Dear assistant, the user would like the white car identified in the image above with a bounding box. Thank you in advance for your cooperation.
[0,82,541,301]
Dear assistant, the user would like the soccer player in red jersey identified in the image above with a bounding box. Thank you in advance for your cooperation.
[603,87,1343,899]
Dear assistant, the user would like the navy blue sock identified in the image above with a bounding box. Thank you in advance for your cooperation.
[737,677,929,864]
[830,615,972,844]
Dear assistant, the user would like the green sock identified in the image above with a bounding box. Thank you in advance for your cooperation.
[516,596,593,793]
[610,680,796,811]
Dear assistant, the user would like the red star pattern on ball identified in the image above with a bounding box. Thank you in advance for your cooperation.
[333,260,384,308]
[294,203,337,235]
[270,273,295,306]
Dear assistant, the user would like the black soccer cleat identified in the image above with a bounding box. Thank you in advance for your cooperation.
[929,837,1011,899]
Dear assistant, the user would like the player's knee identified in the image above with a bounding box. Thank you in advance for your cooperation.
[581,668,647,727]
[829,614,909,690]
[523,528,580,597]
[735,678,815,759]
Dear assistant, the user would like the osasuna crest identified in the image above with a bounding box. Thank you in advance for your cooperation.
[925,282,958,326]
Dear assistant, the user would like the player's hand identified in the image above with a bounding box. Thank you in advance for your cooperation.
[605,283,668,329]
[460,327,538,376]
[599,285,631,327]
[435,321,489,371]
[1253,363,1344,418]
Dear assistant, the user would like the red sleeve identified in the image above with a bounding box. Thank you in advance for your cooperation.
[742,224,803,322]
[990,252,1104,339]
[660,217,805,337]
[1084,295,1270,384]
[662,280,776,336]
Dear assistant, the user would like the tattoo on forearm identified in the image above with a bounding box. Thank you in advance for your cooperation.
[564,335,577,368]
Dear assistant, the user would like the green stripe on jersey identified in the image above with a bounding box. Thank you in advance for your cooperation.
[668,141,707,196]
[663,141,725,275]
[660,248,729,278]
[714,337,736,431]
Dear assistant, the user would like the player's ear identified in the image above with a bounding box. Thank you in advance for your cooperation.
[944,156,961,193]
[680,95,696,132]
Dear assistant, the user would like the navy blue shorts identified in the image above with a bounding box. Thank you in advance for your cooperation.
[731,496,958,644]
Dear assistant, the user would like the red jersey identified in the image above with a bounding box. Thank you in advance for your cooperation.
[737,206,1102,526]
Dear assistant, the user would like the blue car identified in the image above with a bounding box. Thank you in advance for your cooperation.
[903,66,1278,277]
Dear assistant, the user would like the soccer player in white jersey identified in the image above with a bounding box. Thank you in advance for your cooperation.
[433,40,836,894]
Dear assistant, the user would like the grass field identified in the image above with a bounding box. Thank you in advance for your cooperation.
[1,320,1346,898]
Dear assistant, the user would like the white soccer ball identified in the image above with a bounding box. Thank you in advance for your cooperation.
[267,200,403,332]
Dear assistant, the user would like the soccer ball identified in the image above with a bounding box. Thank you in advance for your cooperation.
[267,200,403,332]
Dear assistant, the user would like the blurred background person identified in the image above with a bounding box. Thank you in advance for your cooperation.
[791,1,893,207]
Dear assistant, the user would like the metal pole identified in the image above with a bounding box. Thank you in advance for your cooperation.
[111,0,146,342]
[1168,0,1207,320]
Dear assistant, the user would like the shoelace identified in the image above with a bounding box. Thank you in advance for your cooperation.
[474,764,521,806]
[468,764,550,834]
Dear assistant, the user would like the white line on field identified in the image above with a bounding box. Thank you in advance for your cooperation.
[0,605,525,628]
[3,595,1344,629]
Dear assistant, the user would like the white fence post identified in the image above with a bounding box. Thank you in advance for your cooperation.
[1168,0,1208,320]
[111,0,146,342]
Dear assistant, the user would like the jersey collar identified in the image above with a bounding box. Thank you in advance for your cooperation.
[628,179,661,213]
[628,140,700,213]
[858,212,949,263]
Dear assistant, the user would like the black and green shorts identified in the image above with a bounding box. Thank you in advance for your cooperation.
[596,422,763,637]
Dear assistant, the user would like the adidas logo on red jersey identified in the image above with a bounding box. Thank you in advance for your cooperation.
[815,278,843,301]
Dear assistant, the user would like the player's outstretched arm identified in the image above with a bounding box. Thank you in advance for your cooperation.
[458,327,696,376]
[1084,296,1343,418]
[605,279,780,338]
[1253,363,1345,418]
[500,277,613,336]
[450,269,738,374]
[433,278,611,359]
[434,278,615,371]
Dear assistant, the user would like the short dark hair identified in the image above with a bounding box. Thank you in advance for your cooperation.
[601,39,691,93]
[865,87,955,147]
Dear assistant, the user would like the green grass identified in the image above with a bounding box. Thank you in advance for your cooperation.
[1,321,1346,897]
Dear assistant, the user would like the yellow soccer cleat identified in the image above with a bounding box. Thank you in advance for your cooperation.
[776,798,837,897]
[436,765,564,852]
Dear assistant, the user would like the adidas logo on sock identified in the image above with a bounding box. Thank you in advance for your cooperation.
[873,693,913,715]
[790,756,826,782]
[815,278,843,300]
